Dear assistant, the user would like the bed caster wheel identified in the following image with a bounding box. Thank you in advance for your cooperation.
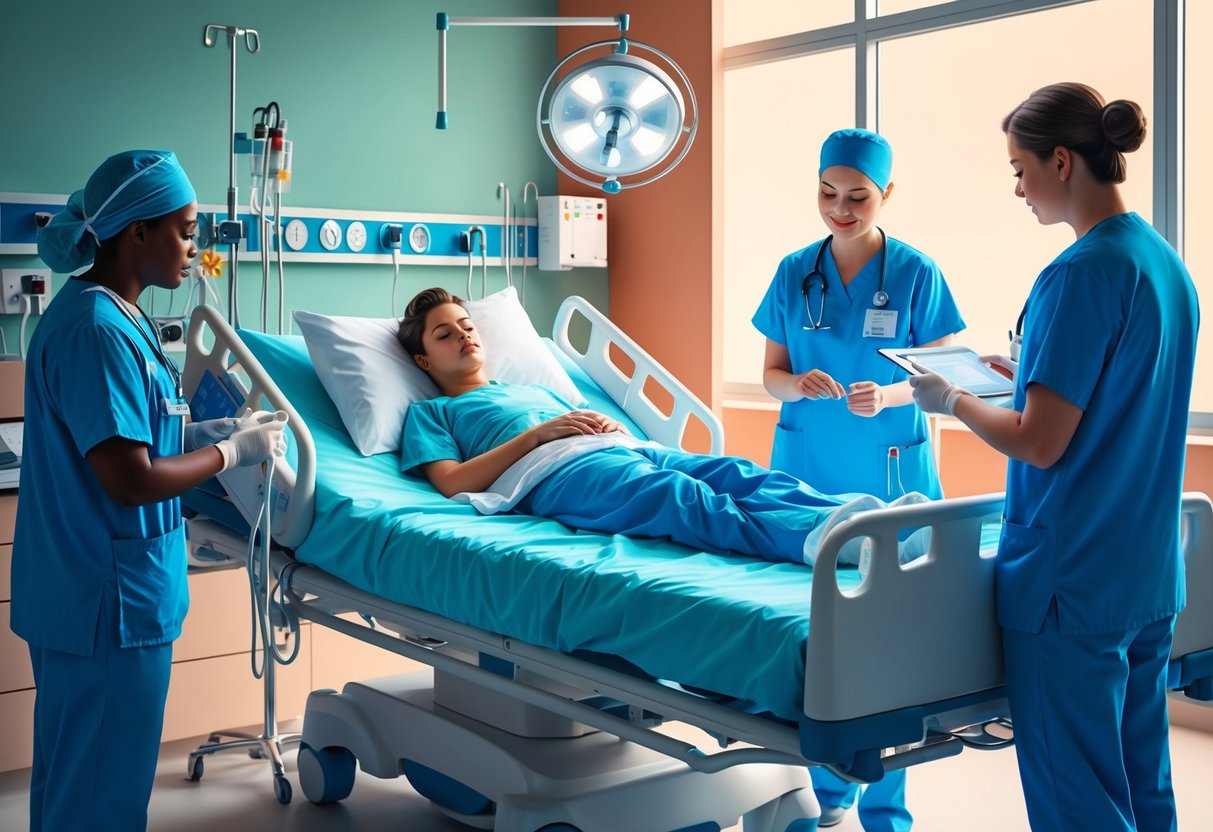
[188,756,204,782]
[249,747,264,760]
[536,825,581,832]
[298,742,356,804]
[274,774,293,805]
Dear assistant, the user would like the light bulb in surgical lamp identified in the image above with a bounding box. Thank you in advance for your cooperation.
[547,52,684,179]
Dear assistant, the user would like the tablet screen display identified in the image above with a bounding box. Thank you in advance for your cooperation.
[879,346,1014,398]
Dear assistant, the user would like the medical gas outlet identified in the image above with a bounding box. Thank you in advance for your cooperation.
[537,196,607,271]
[1,269,51,315]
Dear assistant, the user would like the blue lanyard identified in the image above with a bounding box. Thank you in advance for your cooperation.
[86,285,184,400]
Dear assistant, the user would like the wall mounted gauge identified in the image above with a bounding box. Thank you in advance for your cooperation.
[283,218,308,251]
[408,223,431,254]
[346,221,368,253]
[319,219,343,251]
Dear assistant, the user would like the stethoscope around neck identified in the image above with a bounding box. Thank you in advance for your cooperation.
[801,227,889,331]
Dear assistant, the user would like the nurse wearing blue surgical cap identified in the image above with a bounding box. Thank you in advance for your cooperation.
[12,150,287,832]
[753,129,965,831]
[912,84,1197,831]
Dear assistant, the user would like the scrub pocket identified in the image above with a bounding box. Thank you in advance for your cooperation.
[995,521,1054,633]
[112,524,189,647]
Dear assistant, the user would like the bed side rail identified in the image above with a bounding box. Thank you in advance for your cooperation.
[552,295,723,455]
[1174,493,1213,661]
[182,305,317,549]
[805,493,1006,724]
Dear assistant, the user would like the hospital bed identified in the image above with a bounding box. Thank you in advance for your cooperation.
[179,298,1213,831]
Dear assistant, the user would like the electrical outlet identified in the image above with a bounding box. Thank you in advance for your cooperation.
[1,268,51,314]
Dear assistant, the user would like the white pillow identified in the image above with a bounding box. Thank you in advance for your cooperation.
[294,286,585,457]
[465,286,586,407]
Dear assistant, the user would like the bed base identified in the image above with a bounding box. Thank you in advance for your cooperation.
[299,670,818,832]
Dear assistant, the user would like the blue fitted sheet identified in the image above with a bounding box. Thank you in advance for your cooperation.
[240,330,998,722]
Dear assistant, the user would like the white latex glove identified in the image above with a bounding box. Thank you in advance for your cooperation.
[908,369,966,416]
[214,410,288,471]
[183,416,239,452]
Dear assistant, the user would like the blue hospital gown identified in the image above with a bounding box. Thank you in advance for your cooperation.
[400,382,848,563]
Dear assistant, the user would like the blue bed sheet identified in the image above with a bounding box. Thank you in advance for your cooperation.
[240,330,999,722]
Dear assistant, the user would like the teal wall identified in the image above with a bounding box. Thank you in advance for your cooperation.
[0,0,609,355]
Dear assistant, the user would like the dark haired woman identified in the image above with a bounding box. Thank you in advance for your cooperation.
[910,83,1199,830]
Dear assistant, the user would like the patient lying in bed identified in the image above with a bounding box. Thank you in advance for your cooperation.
[397,287,928,567]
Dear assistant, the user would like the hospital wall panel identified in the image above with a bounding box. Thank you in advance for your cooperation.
[0,493,14,548]
[0,0,609,359]
[0,603,33,693]
[160,628,313,745]
[0,689,35,773]
[0,544,10,599]
[174,566,268,664]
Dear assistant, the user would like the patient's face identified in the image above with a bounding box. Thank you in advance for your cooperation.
[415,302,484,374]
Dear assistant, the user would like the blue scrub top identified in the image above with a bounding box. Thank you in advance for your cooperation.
[752,235,964,499]
[1000,213,1198,635]
[11,279,189,655]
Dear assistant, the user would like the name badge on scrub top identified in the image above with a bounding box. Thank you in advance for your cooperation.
[163,397,191,417]
[863,309,899,338]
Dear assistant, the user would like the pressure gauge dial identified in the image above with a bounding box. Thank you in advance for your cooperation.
[346,221,368,253]
[283,218,308,251]
[319,219,343,251]
[409,223,431,254]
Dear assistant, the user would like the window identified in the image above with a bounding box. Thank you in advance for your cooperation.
[724,1,852,47]
[880,0,1153,357]
[1185,0,1211,412]
[723,0,1205,413]
[722,50,855,389]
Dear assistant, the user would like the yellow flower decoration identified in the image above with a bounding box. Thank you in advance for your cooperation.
[199,249,225,278]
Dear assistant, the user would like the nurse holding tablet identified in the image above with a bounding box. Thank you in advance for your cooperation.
[911,83,1198,831]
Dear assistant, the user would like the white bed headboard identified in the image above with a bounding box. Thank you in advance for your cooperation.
[552,295,724,456]
[182,305,317,550]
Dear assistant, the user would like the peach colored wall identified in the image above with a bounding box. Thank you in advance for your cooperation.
[557,0,723,426]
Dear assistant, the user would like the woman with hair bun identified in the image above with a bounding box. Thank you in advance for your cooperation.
[909,82,1199,830]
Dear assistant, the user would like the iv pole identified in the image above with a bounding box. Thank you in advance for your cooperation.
[203,24,259,327]
[192,23,303,807]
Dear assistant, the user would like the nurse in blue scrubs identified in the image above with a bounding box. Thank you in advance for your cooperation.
[911,83,1198,831]
[752,129,965,830]
[12,150,287,832]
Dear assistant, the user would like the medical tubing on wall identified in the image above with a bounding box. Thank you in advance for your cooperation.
[18,296,30,361]
[275,192,286,335]
[390,246,401,317]
[522,181,539,305]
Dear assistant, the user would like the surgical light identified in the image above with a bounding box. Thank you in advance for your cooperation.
[436,13,698,194]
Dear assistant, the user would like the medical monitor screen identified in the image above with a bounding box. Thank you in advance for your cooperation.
[879,346,1014,398]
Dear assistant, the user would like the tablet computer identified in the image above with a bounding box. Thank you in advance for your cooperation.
[879,345,1015,398]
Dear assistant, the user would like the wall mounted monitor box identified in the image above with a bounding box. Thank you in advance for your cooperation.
[879,345,1014,398]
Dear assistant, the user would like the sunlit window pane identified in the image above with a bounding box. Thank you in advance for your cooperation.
[723,50,855,386]
[879,0,1152,361]
[724,0,854,47]
[1185,0,1212,412]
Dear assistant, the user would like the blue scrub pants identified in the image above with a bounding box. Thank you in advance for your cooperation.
[27,586,173,832]
[1002,604,1177,832]
[811,766,910,832]
[518,445,844,563]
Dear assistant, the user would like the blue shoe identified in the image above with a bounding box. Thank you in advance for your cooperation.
[818,804,850,827]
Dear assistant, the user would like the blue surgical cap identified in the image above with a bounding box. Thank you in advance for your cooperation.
[819,129,893,191]
[37,150,196,274]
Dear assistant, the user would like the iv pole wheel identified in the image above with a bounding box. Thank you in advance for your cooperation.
[274,773,293,805]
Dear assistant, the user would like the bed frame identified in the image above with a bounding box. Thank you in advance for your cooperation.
[180,300,1213,830]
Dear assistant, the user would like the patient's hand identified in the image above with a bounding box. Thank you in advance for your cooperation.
[532,411,626,444]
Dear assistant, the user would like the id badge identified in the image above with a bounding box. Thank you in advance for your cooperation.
[863,308,898,338]
[163,397,191,417]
